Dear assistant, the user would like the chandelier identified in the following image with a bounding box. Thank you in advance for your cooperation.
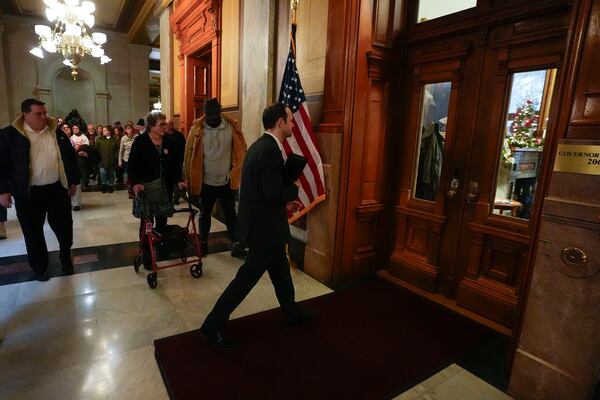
[29,0,111,80]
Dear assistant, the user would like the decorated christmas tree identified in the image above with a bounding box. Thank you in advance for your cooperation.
[507,99,540,148]
[502,98,543,166]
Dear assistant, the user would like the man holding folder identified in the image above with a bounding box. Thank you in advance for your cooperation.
[200,103,315,349]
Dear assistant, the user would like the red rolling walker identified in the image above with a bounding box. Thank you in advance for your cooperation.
[133,201,203,289]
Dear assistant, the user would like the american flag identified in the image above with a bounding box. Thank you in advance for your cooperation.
[278,23,326,222]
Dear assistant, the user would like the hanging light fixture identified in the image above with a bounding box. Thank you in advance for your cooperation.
[30,0,111,80]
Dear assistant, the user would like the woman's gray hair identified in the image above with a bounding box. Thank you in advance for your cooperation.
[145,111,166,130]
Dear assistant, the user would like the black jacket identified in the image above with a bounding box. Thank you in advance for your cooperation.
[236,134,298,248]
[0,117,79,201]
[127,133,183,188]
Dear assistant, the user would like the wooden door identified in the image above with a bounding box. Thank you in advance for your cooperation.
[389,10,569,330]
[184,54,211,130]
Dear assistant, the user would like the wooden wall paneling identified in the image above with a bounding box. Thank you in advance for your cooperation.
[568,0,600,137]
[388,37,471,292]
[454,15,569,328]
[170,0,221,131]
[341,0,375,280]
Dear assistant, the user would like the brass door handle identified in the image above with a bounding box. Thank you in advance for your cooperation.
[447,178,459,198]
[466,181,479,204]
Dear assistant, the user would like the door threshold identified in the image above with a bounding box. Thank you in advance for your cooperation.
[378,270,512,336]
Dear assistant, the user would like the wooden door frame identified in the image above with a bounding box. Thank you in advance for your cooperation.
[170,0,222,133]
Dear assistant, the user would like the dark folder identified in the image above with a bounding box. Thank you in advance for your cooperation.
[283,153,307,183]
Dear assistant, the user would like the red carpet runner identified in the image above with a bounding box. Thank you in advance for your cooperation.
[154,278,491,399]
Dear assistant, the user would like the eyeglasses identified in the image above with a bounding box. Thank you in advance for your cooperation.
[156,122,168,127]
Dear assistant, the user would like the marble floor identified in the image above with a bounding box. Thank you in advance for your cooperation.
[0,191,226,258]
[0,191,513,399]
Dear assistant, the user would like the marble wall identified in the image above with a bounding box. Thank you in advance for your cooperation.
[241,0,276,144]
[0,15,150,127]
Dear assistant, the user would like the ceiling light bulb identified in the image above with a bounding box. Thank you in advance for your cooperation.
[46,7,57,22]
[30,47,44,58]
[41,40,57,53]
[91,47,104,58]
[65,0,80,6]
[63,59,74,67]
[81,1,96,14]
[83,14,95,28]
[100,55,111,64]
[64,24,82,37]
[43,0,57,7]
[35,25,52,37]
[91,32,107,45]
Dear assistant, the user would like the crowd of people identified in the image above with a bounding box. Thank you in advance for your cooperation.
[52,116,186,209]
[0,98,314,349]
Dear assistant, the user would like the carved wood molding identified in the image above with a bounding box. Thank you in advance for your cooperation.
[170,0,221,56]
[356,202,385,221]
[469,222,530,244]
[408,42,470,65]
[395,206,447,226]
[366,49,393,81]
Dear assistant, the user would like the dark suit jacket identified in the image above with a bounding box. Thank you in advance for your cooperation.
[127,133,183,188]
[236,134,298,248]
[0,121,79,201]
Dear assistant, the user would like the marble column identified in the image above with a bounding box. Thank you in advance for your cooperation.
[508,156,600,399]
[241,0,276,143]
[128,44,151,120]
[159,6,173,119]
[0,18,11,126]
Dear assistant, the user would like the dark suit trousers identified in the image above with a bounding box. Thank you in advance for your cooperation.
[202,243,298,332]
[15,182,73,274]
[199,183,237,242]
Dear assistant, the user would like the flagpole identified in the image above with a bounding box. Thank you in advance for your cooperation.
[290,0,299,25]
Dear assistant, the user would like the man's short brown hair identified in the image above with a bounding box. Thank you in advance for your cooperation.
[21,98,45,114]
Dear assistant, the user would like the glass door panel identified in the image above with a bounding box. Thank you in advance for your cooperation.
[413,82,451,201]
[417,0,477,23]
[492,69,557,220]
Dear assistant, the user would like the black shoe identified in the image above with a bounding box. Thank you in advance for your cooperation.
[231,242,247,259]
[199,327,236,350]
[60,253,74,275]
[34,271,50,281]
[73,205,81,211]
[285,310,316,327]
[200,241,208,257]
[108,186,114,193]
[102,184,107,193]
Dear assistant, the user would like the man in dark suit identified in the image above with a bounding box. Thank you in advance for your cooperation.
[0,98,79,281]
[200,103,315,349]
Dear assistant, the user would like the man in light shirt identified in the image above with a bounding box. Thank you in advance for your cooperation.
[183,98,247,258]
[0,98,80,281]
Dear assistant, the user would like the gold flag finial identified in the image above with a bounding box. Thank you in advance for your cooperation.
[291,0,299,24]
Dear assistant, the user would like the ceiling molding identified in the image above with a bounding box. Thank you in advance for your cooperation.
[0,0,21,15]
[115,0,147,33]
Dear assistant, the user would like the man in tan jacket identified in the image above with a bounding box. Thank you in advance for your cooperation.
[184,98,247,257]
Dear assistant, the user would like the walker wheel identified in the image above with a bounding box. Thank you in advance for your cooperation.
[133,256,141,272]
[190,263,203,278]
[147,272,158,289]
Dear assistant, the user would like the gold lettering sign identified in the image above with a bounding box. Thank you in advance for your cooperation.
[554,144,600,175]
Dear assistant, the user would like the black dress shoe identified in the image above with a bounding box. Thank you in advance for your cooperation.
[73,205,81,211]
[60,254,74,275]
[285,310,316,327]
[199,327,236,350]
[230,242,247,259]
[35,271,50,281]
